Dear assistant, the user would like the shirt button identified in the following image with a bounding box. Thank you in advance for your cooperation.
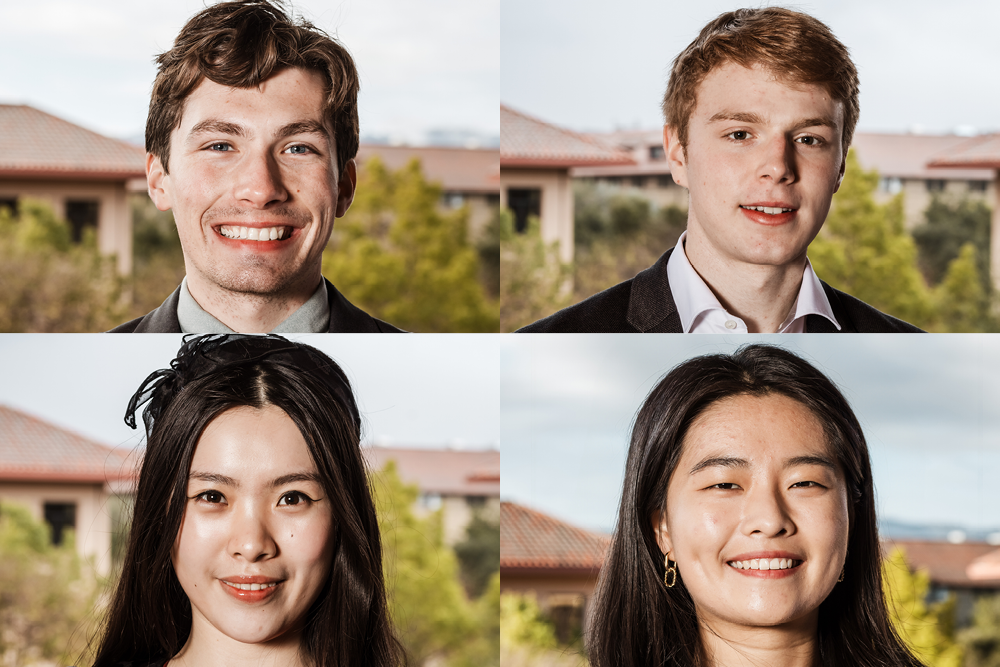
[725,320,737,330]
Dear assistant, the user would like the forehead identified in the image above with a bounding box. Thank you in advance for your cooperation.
[191,405,318,477]
[692,61,844,124]
[176,67,329,133]
[680,392,832,463]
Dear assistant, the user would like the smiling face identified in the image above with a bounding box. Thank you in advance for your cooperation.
[147,67,356,301]
[171,404,335,648]
[654,392,849,633]
[665,61,846,271]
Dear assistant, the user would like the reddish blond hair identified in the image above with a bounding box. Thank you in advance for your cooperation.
[663,7,859,155]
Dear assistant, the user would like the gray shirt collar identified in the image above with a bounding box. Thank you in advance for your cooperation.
[177,276,330,333]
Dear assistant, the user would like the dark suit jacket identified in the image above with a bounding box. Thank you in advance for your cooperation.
[108,278,403,333]
[517,249,924,333]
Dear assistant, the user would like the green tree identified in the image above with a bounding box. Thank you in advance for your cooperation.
[809,151,938,328]
[883,547,963,667]
[500,592,558,652]
[373,462,476,665]
[935,243,995,332]
[451,573,500,667]
[129,194,186,319]
[0,198,126,332]
[958,593,1000,667]
[500,211,573,331]
[323,156,499,332]
[454,508,500,598]
[913,196,992,289]
[0,502,103,667]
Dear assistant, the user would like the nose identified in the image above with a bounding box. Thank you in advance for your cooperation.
[234,150,288,208]
[740,483,795,538]
[757,133,796,184]
[228,507,278,562]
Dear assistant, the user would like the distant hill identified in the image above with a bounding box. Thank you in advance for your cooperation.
[880,517,1000,544]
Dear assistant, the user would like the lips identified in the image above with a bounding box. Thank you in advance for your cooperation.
[739,202,798,226]
[220,575,284,602]
[726,551,804,578]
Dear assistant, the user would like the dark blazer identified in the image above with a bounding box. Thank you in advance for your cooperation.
[108,278,403,333]
[517,249,924,333]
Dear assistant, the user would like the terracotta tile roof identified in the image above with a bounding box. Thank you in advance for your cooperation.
[853,132,996,180]
[501,502,610,573]
[501,104,634,168]
[926,133,1000,170]
[0,405,133,484]
[363,446,499,497]
[356,144,499,194]
[885,538,1000,589]
[0,104,145,180]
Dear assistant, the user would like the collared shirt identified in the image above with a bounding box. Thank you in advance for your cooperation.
[665,232,840,333]
[176,276,331,334]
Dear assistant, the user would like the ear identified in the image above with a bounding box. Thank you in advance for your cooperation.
[832,154,846,194]
[651,509,673,557]
[146,153,172,212]
[335,158,357,217]
[663,124,688,189]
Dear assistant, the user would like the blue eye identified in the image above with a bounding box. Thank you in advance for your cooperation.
[208,143,232,152]
[284,145,312,155]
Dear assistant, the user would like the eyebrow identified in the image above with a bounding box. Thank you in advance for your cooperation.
[707,111,837,132]
[188,471,323,489]
[689,454,838,475]
[186,119,329,142]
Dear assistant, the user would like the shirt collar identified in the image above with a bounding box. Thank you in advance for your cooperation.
[177,276,330,333]
[665,232,840,333]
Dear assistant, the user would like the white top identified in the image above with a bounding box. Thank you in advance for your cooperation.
[665,232,841,333]
[177,276,331,334]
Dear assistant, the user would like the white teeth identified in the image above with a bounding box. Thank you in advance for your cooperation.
[223,580,277,591]
[728,558,801,571]
[741,205,793,214]
[219,225,288,241]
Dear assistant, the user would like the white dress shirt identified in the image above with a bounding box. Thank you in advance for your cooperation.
[177,276,331,333]
[666,232,840,333]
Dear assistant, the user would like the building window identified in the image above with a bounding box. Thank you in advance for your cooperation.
[465,495,487,508]
[507,188,541,233]
[879,177,902,195]
[444,192,465,208]
[648,145,665,161]
[629,176,645,188]
[486,193,501,207]
[43,502,76,546]
[657,175,674,188]
[547,593,585,644]
[969,180,988,193]
[925,179,946,193]
[0,197,17,216]
[419,492,442,511]
[66,199,100,243]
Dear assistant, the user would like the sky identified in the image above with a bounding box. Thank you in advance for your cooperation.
[500,335,1000,535]
[0,334,499,452]
[0,0,498,144]
[500,0,1000,136]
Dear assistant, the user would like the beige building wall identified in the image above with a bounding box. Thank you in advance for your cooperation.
[0,481,115,576]
[0,179,133,274]
[412,494,501,546]
[501,571,601,631]
[501,168,574,263]
[871,178,995,231]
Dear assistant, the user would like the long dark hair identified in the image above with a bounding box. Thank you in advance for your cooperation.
[588,344,924,667]
[91,335,405,667]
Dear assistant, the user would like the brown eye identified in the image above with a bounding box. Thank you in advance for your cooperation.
[195,490,225,503]
[278,491,310,506]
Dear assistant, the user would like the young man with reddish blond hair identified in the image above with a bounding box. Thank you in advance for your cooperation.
[520,7,921,333]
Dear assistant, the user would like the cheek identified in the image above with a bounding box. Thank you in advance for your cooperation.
[287,514,335,573]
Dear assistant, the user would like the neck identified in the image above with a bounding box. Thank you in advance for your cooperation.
[699,612,820,667]
[185,271,320,333]
[683,231,806,334]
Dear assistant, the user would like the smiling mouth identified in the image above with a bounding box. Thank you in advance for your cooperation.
[739,205,796,215]
[217,225,291,241]
[222,580,280,591]
[728,558,803,571]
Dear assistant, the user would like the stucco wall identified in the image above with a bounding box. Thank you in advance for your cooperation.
[500,167,574,264]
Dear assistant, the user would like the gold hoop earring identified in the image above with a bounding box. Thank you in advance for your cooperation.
[664,552,678,588]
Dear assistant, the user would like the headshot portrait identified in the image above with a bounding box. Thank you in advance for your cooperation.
[502,1,1000,333]
[0,0,500,333]
[500,335,1000,666]
[0,334,500,666]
